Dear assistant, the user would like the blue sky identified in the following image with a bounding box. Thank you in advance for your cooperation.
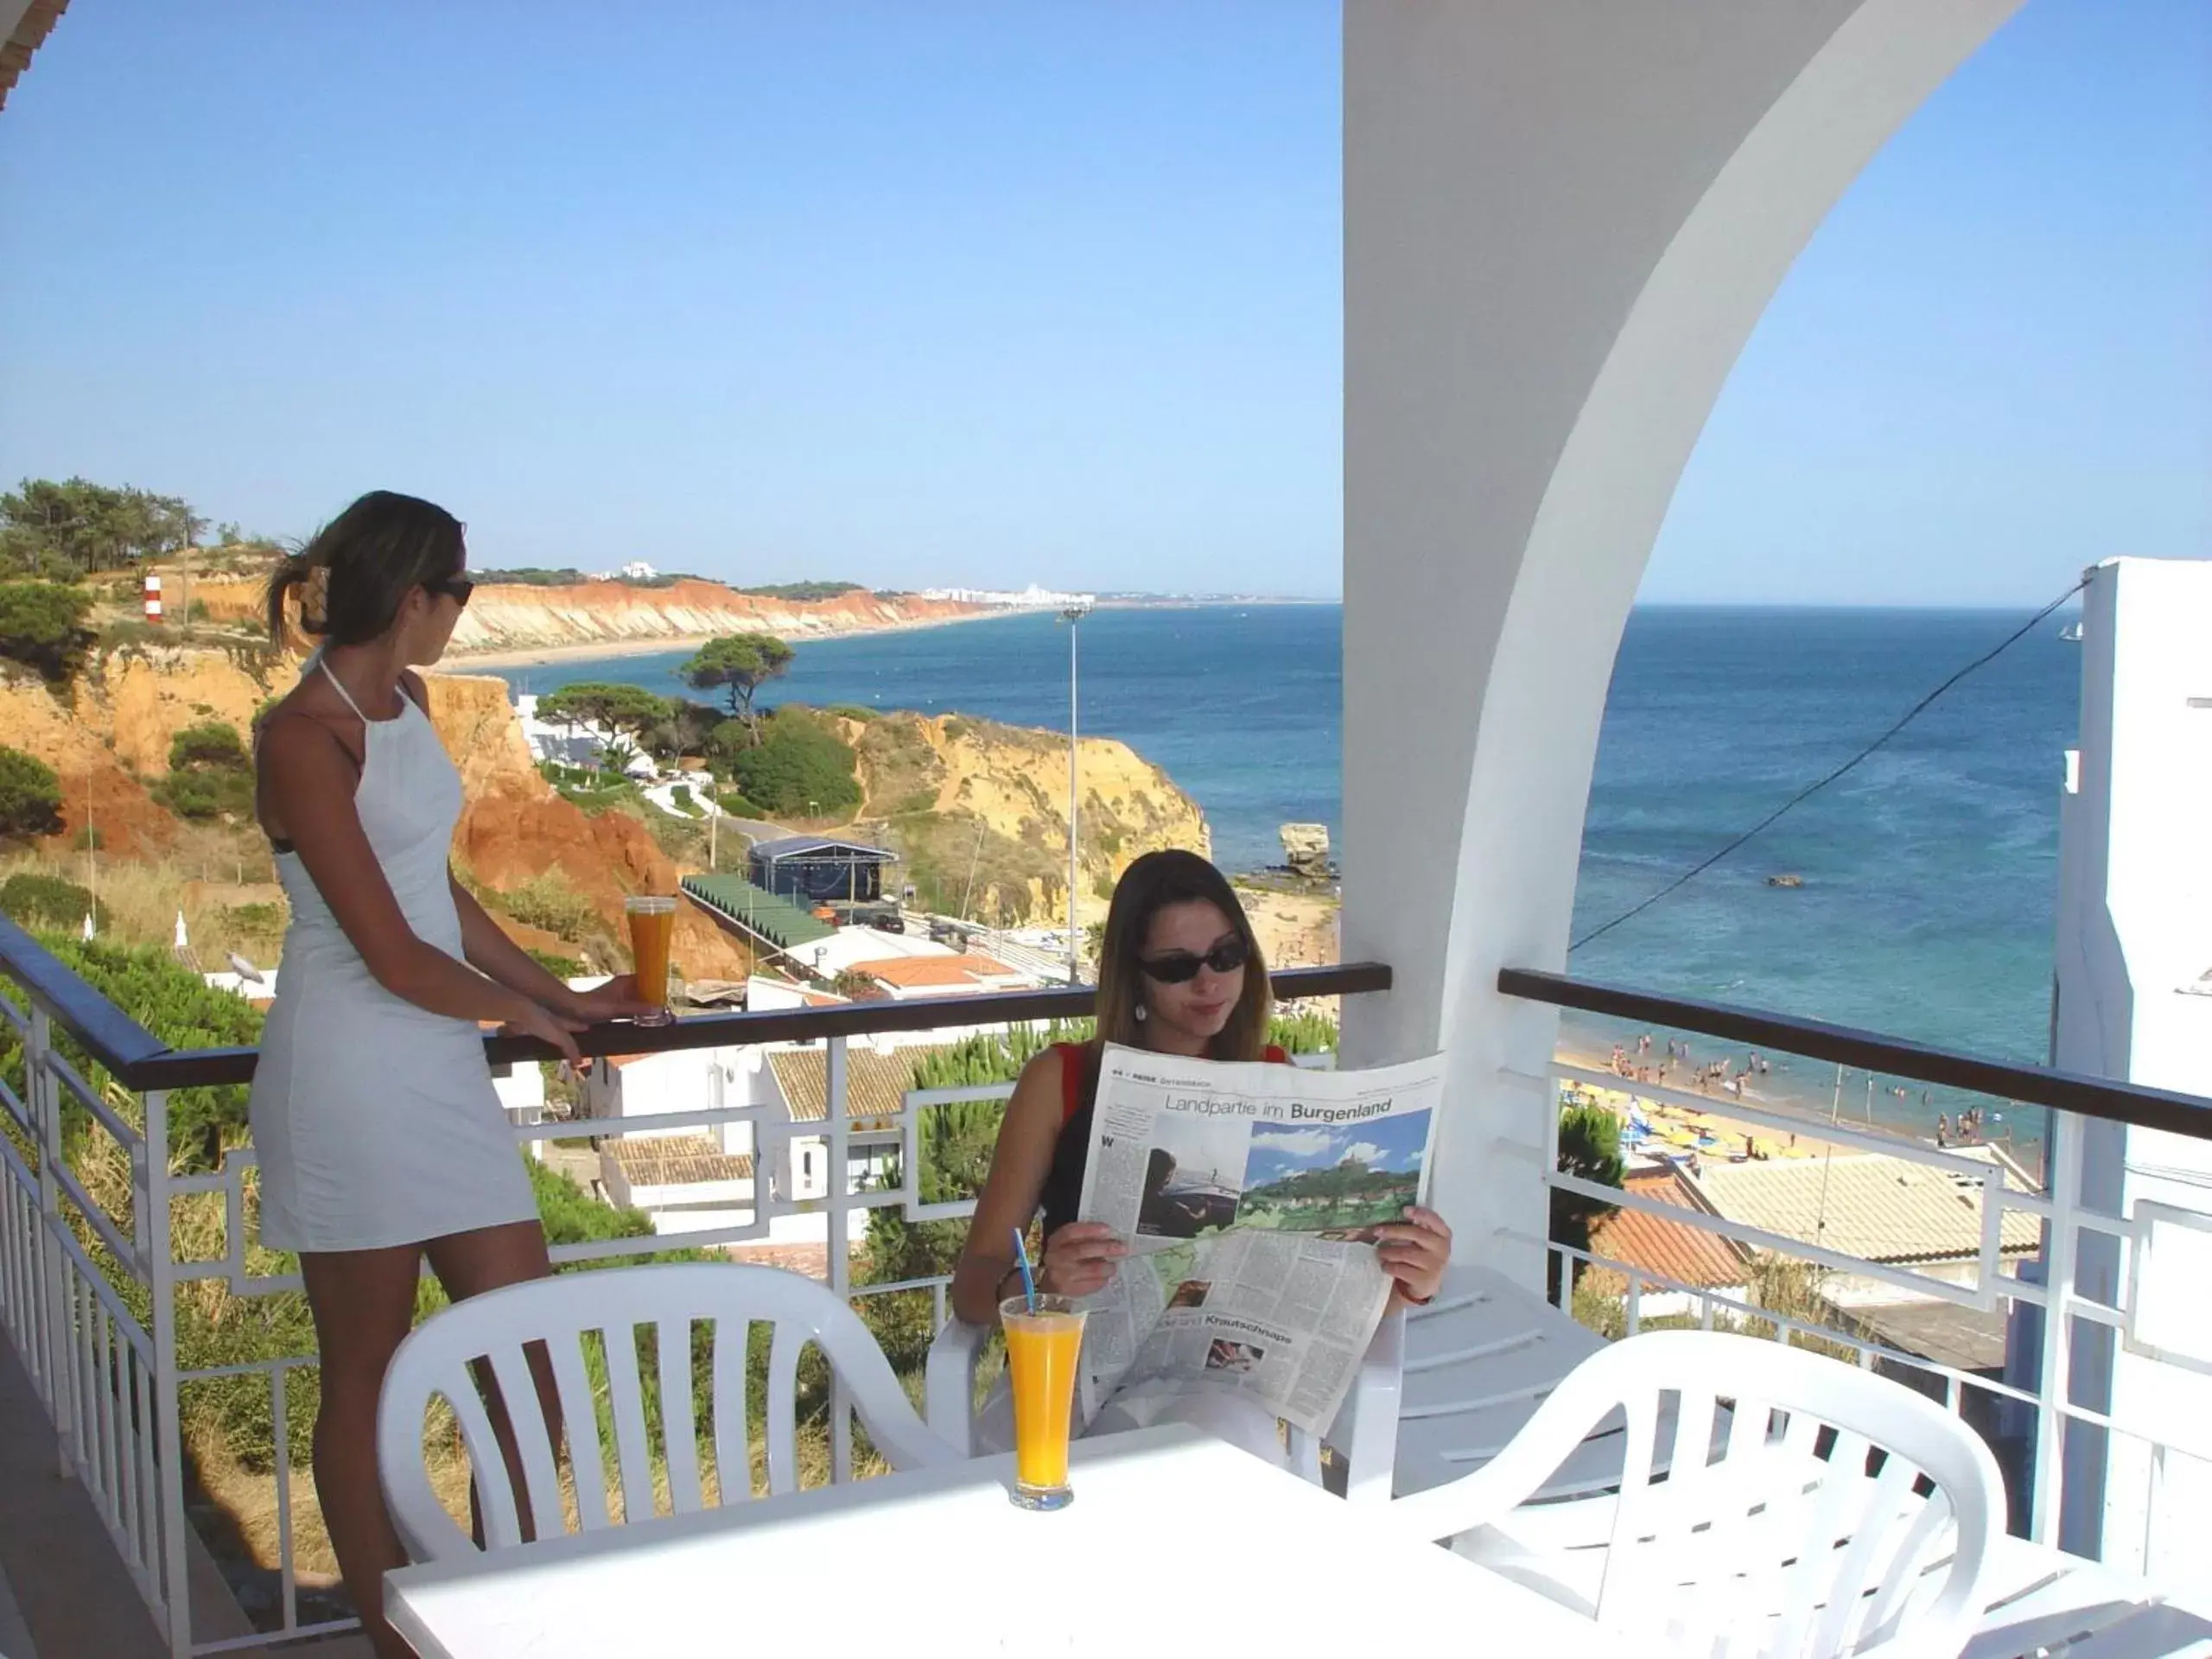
[1246,1112,1428,1185]
[0,2,2203,602]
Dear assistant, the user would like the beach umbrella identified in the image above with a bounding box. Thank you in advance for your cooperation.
[80,912,94,943]
[175,910,189,952]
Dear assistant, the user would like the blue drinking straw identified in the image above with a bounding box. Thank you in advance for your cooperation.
[1012,1228,1039,1313]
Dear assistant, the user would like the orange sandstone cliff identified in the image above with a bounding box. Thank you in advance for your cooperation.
[188,574,985,658]
[0,648,748,980]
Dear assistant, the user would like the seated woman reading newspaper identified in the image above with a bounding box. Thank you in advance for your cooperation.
[951,849,1451,1460]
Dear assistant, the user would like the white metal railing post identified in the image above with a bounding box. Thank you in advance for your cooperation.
[142,1087,192,1659]
[2031,1109,2085,1549]
[31,1006,78,1474]
[826,1036,853,1482]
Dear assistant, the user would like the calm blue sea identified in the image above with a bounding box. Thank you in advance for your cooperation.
[494,605,2078,1090]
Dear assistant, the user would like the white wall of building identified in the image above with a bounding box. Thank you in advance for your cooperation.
[2049,556,2212,1573]
[588,1045,763,1159]
[1338,0,2024,1285]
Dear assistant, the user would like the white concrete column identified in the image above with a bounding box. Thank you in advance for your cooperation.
[1340,0,2024,1284]
[2050,557,2212,1571]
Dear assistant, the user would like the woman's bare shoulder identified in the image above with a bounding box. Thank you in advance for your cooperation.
[1004,1046,1073,1122]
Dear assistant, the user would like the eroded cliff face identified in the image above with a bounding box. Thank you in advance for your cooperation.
[92,648,283,776]
[189,575,985,656]
[0,650,748,980]
[845,712,1210,926]
[0,670,178,857]
[423,674,749,980]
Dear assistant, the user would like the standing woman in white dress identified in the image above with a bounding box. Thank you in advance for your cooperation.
[251,491,652,1656]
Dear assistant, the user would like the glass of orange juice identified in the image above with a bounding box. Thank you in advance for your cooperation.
[625,895,677,1027]
[1001,1294,1085,1510]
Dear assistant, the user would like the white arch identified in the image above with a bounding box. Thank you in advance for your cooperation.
[1339,0,2025,1274]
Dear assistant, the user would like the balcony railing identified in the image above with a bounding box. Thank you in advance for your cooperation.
[1497,966,2212,1581]
[0,911,1383,1656]
[10,915,2212,1655]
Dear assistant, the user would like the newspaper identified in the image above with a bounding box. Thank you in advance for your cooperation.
[1071,1044,1445,1436]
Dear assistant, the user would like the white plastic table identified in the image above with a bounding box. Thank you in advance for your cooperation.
[385,1423,1636,1657]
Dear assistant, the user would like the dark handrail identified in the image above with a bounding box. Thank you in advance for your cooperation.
[0,913,170,1079]
[103,961,1395,1091]
[1500,967,2212,1141]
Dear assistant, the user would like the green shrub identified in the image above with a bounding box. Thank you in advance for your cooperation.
[154,720,254,823]
[715,791,763,818]
[537,683,672,738]
[734,582,865,601]
[527,948,586,979]
[168,721,247,770]
[223,902,285,944]
[0,934,266,1173]
[0,581,95,683]
[668,784,698,817]
[824,704,880,723]
[0,747,64,838]
[493,872,597,939]
[728,710,861,818]
[706,718,753,759]
[0,872,106,932]
[1268,1008,1339,1055]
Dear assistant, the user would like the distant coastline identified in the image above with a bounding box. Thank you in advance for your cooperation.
[449,594,1341,671]
[447,605,1002,671]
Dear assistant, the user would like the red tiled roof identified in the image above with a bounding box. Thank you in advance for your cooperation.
[1584,1167,1751,1292]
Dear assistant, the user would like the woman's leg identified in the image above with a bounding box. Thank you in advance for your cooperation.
[423,1221,563,1536]
[297,1244,425,1659]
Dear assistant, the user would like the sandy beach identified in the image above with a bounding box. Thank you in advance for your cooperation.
[448,606,1004,671]
[1554,1040,1938,1166]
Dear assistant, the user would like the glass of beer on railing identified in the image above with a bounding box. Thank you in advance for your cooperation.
[625,895,677,1027]
[1001,1294,1086,1510]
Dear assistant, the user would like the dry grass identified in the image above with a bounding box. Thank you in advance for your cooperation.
[2,841,287,968]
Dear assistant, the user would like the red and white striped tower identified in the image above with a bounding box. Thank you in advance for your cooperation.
[143,572,162,624]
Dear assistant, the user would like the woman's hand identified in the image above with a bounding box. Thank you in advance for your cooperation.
[1040,1222,1126,1299]
[499,997,588,1067]
[559,974,664,1024]
[1374,1206,1452,1306]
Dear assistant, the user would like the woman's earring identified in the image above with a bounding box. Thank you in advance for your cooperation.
[1134,1002,1147,1024]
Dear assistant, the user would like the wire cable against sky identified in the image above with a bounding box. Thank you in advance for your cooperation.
[1569,581,2088,955]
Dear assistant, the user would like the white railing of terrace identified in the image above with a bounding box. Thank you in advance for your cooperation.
[1498,967,2212,1578]
[0,913,1382,1658]
[0,988,178,1633]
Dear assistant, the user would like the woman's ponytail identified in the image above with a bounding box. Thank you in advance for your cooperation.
[264,554,312,644]
[262,493,462,648]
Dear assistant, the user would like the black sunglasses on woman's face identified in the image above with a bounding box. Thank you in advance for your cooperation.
[1136,936,1250,984]
[429,576,475,609]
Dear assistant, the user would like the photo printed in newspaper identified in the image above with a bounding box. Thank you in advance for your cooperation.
[1071,1045,1445,1435]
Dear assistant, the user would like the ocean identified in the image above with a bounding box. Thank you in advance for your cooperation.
[493,604,2079,1135]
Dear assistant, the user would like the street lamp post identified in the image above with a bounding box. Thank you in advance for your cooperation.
[1059,597,1095,984]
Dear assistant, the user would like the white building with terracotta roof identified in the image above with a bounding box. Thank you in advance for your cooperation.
[847,952,1033,999]
[1688,1144,2043,1308]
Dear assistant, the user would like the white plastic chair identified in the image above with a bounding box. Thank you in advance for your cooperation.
[1389,1330,2005,1659]
[925,1306,1406,1499]
[378,1262,958,1562]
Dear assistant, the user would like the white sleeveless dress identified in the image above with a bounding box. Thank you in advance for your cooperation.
[248,658,539,1254]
